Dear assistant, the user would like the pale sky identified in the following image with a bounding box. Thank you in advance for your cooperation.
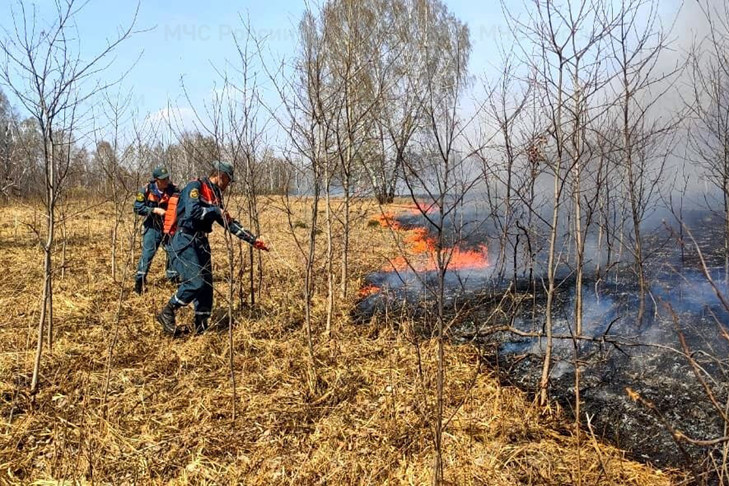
[0,1,514,129]
[0,0,704,145]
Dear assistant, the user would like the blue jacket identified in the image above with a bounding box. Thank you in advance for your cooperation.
[133,181,178,230]
[175,178,257,244]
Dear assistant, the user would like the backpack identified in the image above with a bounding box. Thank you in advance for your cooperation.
[162,194,180,236]
[162,179,219,236]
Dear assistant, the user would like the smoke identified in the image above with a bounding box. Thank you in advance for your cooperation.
[355,0,729,469]
[357,199,729,467]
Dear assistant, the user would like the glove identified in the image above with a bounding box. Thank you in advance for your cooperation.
[254,239,269,252]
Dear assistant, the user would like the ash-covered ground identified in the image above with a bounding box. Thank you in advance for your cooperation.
[356,208,729,477]
[478,277,729,471]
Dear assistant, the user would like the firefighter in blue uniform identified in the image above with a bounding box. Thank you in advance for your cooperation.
[133,165,179,294]
[157,161,269,336]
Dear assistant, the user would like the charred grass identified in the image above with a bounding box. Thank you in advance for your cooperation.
[0,197,684,484]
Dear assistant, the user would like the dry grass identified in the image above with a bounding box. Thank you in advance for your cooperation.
[0,196,684,484]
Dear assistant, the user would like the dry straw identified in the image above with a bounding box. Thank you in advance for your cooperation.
[0,199,683,484]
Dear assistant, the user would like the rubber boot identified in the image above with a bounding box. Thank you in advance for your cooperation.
[134,278,145,295]
[194,314,209,335]
[156,303,179,336]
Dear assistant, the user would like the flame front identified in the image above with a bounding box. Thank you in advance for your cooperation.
[377,204,489,273]
[358,284,381,297]
[360,204,489,298]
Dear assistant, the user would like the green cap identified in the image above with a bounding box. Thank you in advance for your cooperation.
[212,160,235,182]
[152,166,170,180]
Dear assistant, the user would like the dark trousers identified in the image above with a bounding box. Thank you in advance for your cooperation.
[136,226,178,282]
[168,231,213,318]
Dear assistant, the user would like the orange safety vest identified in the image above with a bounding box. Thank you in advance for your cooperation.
[199,179,232,223]
[199,179,220,206]
[162,194,180,236]
[162,179,224,236]
[146,183,172,206]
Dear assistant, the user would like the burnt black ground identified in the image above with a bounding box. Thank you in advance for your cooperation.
[355,208,729,481]
[477,280,728,473]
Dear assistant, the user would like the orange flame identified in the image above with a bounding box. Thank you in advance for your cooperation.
[377,206,489,273]
[403,201,437,216]
[377,201,436,228]
[404,227,435,254]
[358,284,381,297]
[360,203,489,297]
[445,244,490,270]
[384,243,489,273]
[377,212,400,229]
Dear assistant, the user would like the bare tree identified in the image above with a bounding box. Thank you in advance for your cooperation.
[0,88,21,202]
[220,18,270,310]
[259,7,338,385]
[93,90,139,282]
[326,0,385,303]
[479,52,533,285]
[606,0,679,324]
[505,0,612,405]
[397,2,472,481]
[687,0,729,286]
[0,0,138,392]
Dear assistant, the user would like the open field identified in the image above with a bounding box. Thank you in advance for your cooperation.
[0,197,683,484]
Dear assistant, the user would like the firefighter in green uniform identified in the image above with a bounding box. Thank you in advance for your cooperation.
[157,161,268,335]
[133,166,179,294]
